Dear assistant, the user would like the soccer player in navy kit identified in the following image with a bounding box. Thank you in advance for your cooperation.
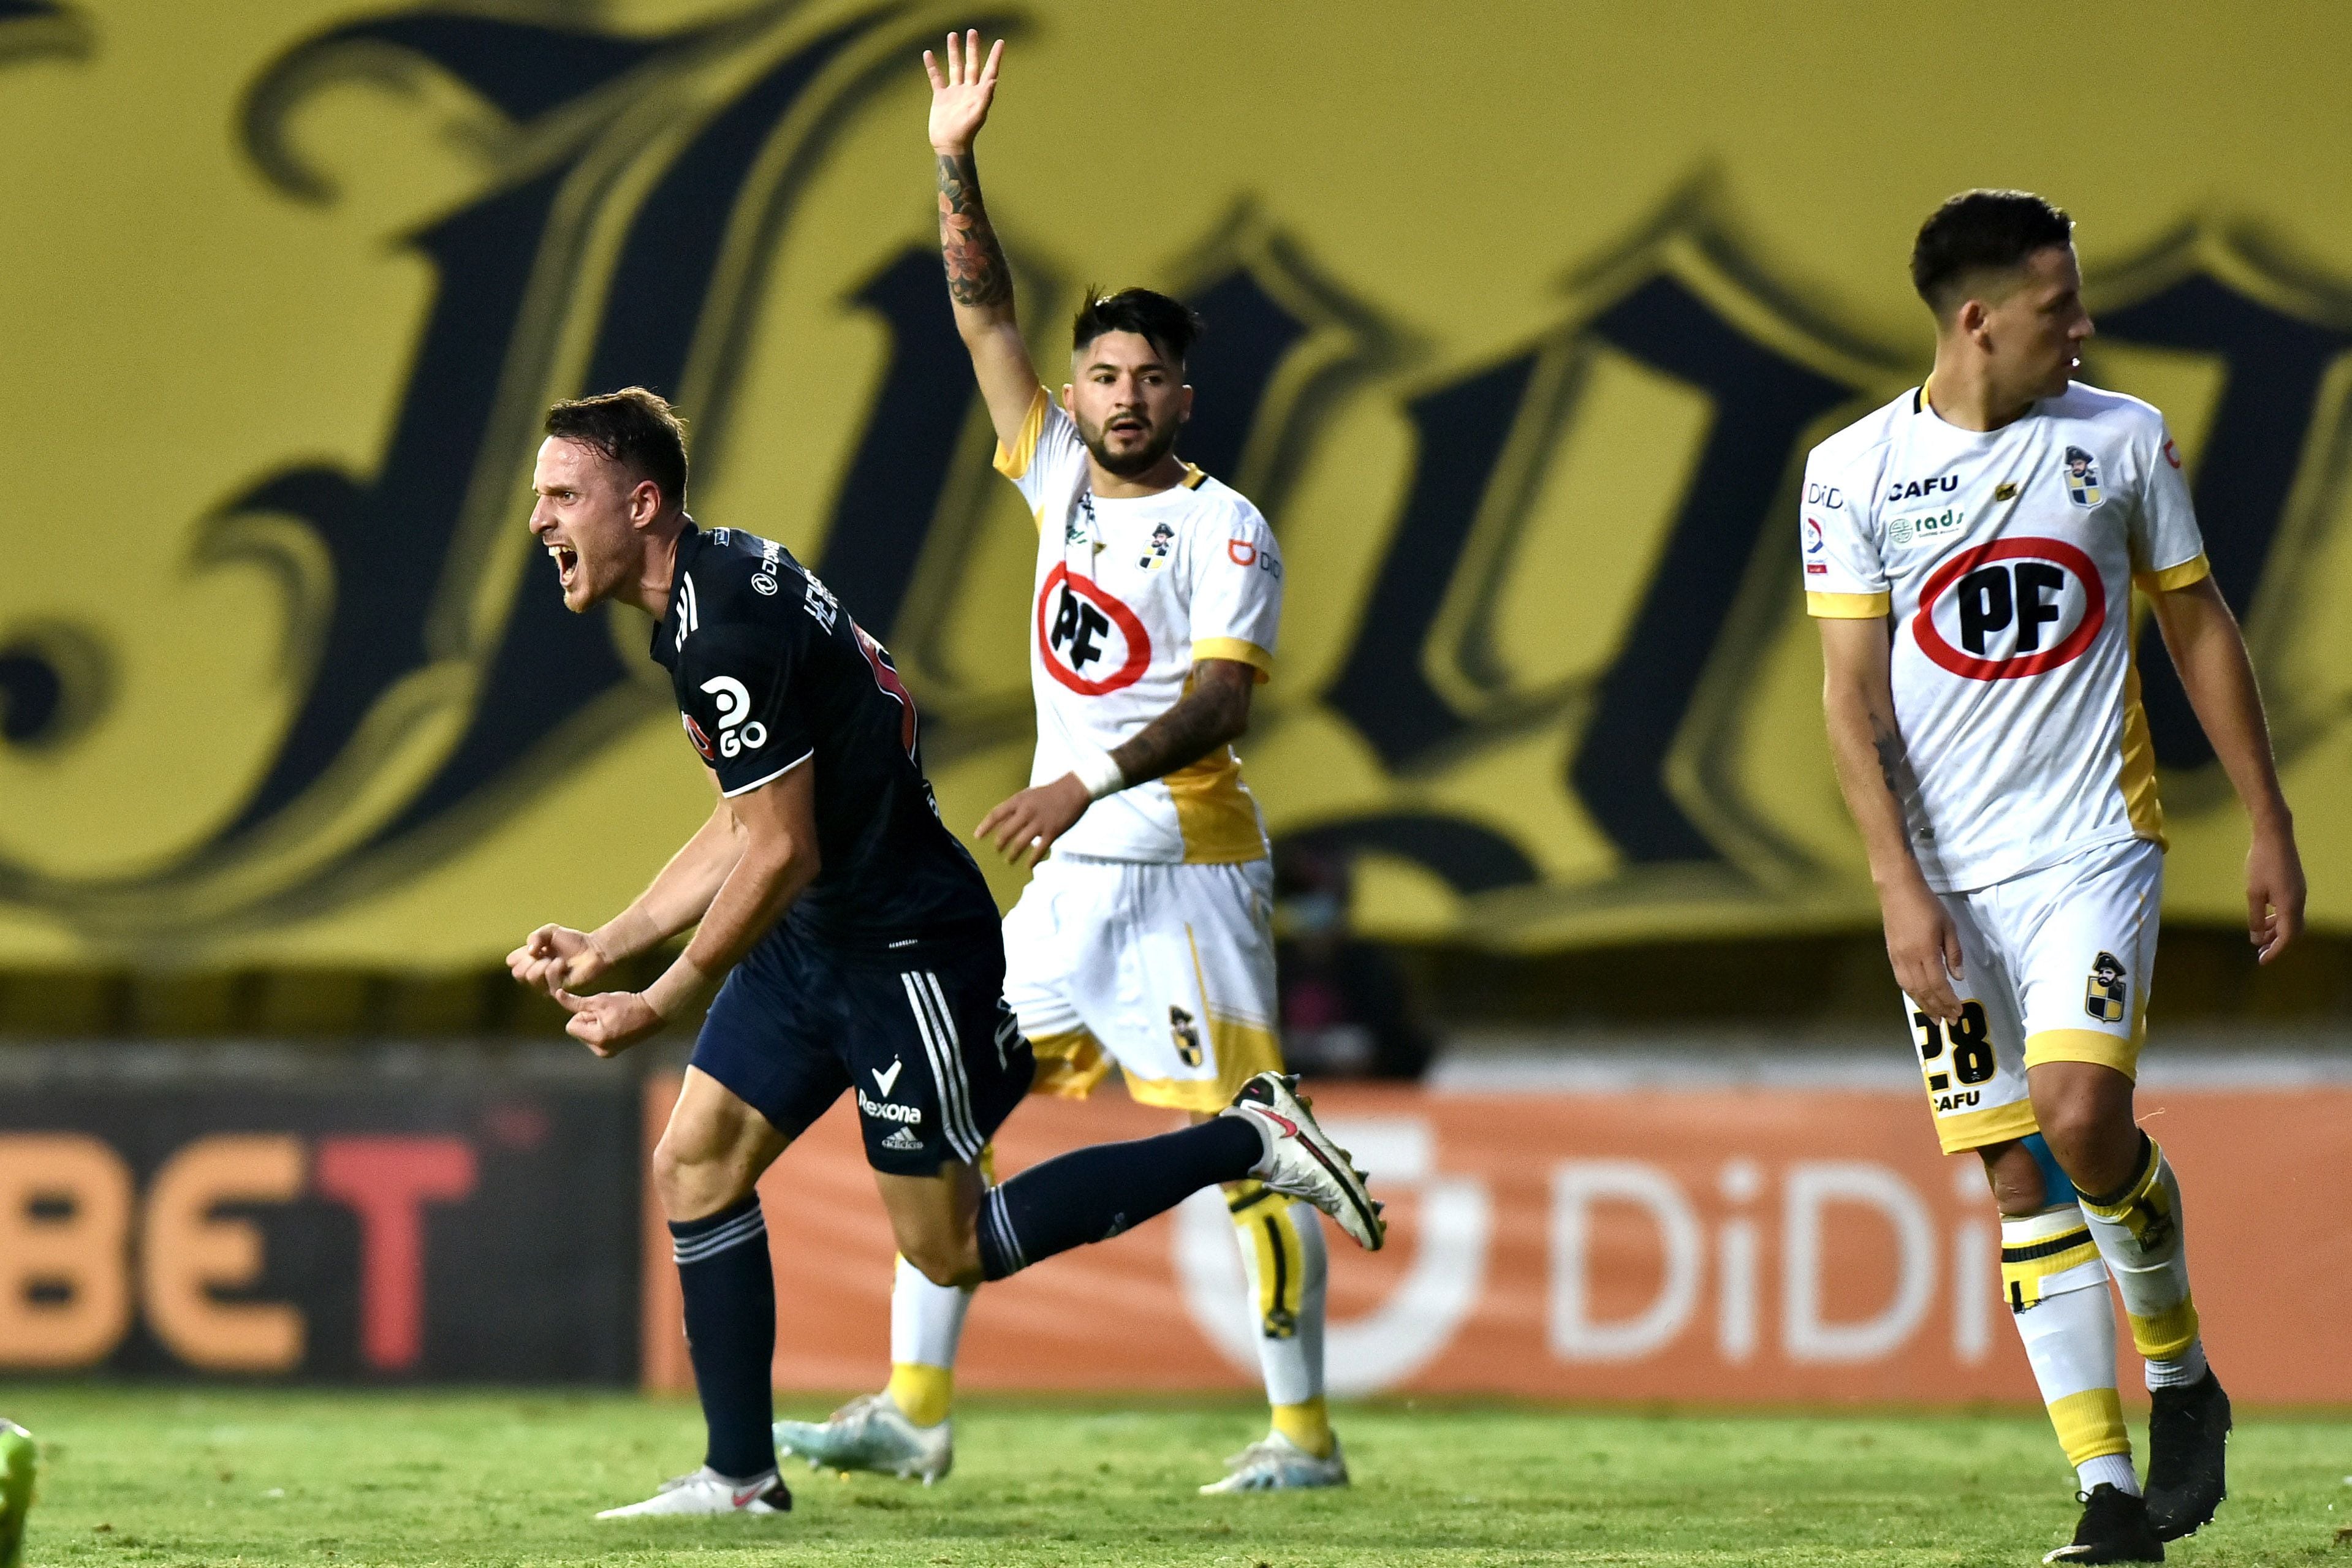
[507,389,1382,1518]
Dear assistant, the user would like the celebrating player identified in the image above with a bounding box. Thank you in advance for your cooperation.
[1808,191,2304,1564]
[508,388,1383,1518]
[771,31,1359,1496]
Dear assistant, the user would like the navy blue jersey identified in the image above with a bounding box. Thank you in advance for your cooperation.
[650,523,997,949]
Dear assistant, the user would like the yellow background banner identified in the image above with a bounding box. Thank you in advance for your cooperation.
[4,1,2351,968]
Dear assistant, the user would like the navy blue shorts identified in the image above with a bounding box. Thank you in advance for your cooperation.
[691,926,1033,1176]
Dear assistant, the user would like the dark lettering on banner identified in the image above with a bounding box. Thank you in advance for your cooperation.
[1328,354,1538,770]
[815,247,985,642]
[1566,273,1850,864]
[2096,270,2352,768]
[1177,266,1313,485]
[0,1072,640,1382]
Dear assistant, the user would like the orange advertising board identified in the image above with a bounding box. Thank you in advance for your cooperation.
[642,1077,2351,1405]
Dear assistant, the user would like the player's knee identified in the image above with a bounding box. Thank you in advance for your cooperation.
[2033,1097,2134,1186]
[1977,1139,2047,1214]
[900,1233,981,1290]
[650,1133,742,1222]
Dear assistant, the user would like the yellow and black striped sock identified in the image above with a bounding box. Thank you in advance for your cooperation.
[1230,1181,1332,1458]
[2003,1205,2137,1495]
[2077,1134,2204,1388]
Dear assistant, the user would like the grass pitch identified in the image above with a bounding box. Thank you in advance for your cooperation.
[1,1387,2346,1566]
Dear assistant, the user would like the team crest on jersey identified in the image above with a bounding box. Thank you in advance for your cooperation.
[1139,520,1175,572]
[1169,1004,1204,1067]
[2085,950,2128,1023]
[2062,446,2104,508]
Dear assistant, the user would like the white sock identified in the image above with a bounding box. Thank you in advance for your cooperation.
[2145,1338,2209,1391]
[890,1254,973,1370]
[1230,1190,1327,1409]
[2078,1453,2139,1496]
[2003,1205,2136,1494]
[2077,1136,2202,1380]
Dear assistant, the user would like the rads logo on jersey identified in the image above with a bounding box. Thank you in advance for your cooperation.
[2063,446,2104,508]
[1912,537,2106,681]
[1036,565,1152,695]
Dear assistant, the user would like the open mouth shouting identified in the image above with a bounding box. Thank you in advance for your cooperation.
[547,540,580,593]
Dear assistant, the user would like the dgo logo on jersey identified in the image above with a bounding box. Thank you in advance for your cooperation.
[1912,537,2106,681]
[1037,564,1151,695]
[697,675,768,758]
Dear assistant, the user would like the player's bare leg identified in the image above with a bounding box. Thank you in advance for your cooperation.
[601,1069,795,1518]
[2033,1061,2225,1545]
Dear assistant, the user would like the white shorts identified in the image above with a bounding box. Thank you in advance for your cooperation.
[1002,853,1285,1114]
[1906,837,2161,1154]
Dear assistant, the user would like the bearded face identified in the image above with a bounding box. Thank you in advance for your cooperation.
[1064,328,1191,479]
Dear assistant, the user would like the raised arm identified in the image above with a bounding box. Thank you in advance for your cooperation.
[2147,574,2305,961]
[1818,615,1965,1021]
[925,30,1042,450]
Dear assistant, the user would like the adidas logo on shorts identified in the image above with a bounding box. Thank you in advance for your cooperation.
[881,1126,924,1152]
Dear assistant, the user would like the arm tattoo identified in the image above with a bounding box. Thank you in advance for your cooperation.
[1869,718,1908,800]
[1110,664,1251,784]
[936,150,1012,309]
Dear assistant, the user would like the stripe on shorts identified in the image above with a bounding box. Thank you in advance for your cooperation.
[903,970,982,1162]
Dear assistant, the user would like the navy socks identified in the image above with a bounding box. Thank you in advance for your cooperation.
[977,1117,1262,1280]
[670,1194,776,1480]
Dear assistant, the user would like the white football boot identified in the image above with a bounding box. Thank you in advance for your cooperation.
[773,1393,953,1483]
[1199,1432,1350,1494]
[1220,1072,1386,1250]
[594,1464,791,1518]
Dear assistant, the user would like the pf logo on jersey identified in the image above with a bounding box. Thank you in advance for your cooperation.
[1037,564,1151,695]
[1913,537,2106,681]
[2063,445,2104,508]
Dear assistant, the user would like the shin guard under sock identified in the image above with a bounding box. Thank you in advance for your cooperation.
[670,1195,777,1480]
[2077,1134,2203,1385]
[1229,1183,1331,1454]
[976,1118,1262,1281]
[2003,1204,2136,1496]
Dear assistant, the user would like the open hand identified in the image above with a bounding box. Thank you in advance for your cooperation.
[553,988,662,1058]
[1882,879,1965,1023]
[924,29,1002,154]
[976,773,1089,869]
[506,924,612,996]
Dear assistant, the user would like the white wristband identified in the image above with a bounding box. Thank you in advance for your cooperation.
[1069,748,1128,801]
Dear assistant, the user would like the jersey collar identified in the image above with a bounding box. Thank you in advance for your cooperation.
[650,520,704,668]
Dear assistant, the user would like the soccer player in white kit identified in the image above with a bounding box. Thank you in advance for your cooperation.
[770,30,1366,1495]
[1811,191,2305,1565]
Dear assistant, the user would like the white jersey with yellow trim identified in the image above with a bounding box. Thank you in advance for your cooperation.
[1802,380,2208,893]
[995,387,1283,863]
